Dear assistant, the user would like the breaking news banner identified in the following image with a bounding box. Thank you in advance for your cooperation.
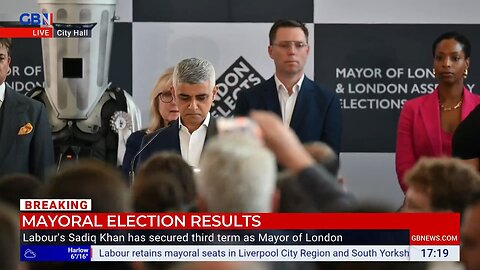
[20,199,92,211]
[19,199,460,262]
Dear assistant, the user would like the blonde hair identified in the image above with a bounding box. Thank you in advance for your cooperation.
[147,67,174,134]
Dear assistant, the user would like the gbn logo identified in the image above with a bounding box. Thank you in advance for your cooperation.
[19,13,53,26]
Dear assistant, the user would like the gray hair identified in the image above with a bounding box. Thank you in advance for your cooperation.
[173,57,216,90]
[198,134,276,212]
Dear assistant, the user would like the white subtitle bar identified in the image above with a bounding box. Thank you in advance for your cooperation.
[90,245,459,262]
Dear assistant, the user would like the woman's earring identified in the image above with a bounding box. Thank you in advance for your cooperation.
[432,68,436,76]
[464,69,468,78]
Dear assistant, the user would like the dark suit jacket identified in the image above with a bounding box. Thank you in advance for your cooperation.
[137,117,216,168]
[121,129,147,178]
[234,76,342,154]
[0,86,54,180]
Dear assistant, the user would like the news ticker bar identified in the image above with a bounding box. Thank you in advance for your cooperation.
[20,245,459,262]
[0,27,92,38]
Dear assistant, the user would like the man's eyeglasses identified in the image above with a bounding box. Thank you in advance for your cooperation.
[159,91,174,103]
[272,41,309,50]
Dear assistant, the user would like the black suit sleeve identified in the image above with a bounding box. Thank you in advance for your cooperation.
[30,103,54,180]
[233,89,249,116]
[121,130,145,178]
[137,131,162,166]
[321,92,342,155]
[453,105,480,159]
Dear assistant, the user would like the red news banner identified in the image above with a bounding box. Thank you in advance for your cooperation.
[20,212,460,246]
[0,27,52,38]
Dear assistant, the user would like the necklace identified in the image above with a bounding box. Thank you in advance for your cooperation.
[440,98,463,111]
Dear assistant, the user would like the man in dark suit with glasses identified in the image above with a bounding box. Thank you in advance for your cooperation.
[234,19,342,155]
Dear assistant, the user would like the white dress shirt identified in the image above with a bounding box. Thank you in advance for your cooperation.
[274,74,304,126]
[0,83,5,109]
[179,112,210,168]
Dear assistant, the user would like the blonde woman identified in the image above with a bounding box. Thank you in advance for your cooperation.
[122,68,179,177]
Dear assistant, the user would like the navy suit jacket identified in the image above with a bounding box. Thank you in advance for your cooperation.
[121,129,147,178]
[0,86,54,180]
[234,76,342,154]
[137,117,216,168]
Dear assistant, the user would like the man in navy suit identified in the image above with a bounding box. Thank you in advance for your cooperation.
[234,19,342,154]
[138,57,218,169]
[0,38,54,180]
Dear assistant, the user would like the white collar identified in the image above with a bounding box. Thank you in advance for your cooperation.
[274,74,305,94]
[0,83,5,103]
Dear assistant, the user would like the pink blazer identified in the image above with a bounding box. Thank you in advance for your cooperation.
[395,87,480,192]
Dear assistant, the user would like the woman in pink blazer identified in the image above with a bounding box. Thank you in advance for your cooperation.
[396,32,480,192]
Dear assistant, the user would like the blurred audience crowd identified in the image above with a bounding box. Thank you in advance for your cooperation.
[0,111,478,270]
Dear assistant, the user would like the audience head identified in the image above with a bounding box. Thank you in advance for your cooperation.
[403,157,480,213]
[461,191,480,270]
[0,174,41,209]
[198,133,277,212]
[303,142,347,192]
[136,152,196,205]
[0,203,19,270]
[133,171,185,212]
[173,57,217,133]
[32,160,135,270]
[148,67,179,133]
[42,159,130,212]
[304,141,339,177]
[277,172,318,213]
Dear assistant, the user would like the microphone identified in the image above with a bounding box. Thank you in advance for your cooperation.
[129,124,171,185]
